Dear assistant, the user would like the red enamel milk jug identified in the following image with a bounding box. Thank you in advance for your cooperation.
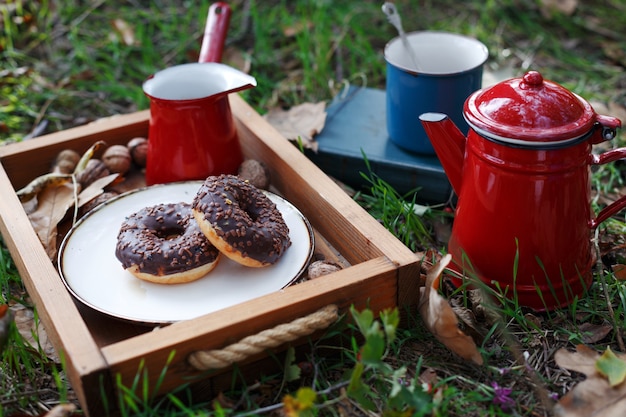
[143,3,256,185]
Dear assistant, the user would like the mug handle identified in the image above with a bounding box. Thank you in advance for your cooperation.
[589,147,626,228]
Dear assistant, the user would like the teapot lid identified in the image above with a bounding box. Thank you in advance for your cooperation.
[464,71,596,146]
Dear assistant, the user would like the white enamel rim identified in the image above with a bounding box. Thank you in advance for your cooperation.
[384,31,488,75]
[466,120,591,148]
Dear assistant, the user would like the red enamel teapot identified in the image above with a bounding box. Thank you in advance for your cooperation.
[420,71,625,311]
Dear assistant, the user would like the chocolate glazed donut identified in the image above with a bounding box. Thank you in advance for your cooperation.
[115,202,221,284]
[192,174,291,267]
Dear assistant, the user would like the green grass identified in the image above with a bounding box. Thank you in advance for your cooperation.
[2,1,625,139]
[1,0,626,415]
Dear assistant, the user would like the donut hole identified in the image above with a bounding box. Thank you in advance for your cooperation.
[155,225,186,241]
[237,195,266,225]
[242,205,261,223]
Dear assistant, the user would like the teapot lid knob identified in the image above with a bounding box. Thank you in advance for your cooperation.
[522,71,543,87]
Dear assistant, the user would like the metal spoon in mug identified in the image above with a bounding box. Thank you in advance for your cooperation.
[382,2,421,72]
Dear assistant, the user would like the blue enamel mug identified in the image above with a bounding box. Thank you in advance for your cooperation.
[385,31,488,154]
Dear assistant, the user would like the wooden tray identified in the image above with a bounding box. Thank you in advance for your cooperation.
[0,94,422,415]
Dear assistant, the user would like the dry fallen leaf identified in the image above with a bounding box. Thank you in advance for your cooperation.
[607,101,626,124]
[111,18,136,46]
[554,344,601,376]
[23,173,120,261]
[539,0,578,18]
[612,264,626,281]
[10,302,59,363]
[449,298,485,341]
[17,172,73,203]
[579,321,613,344]
[44,403,77,417]
[27,182,77,260]
[554,345,626,417]
[264,102,327,151]
[602,41,626,68]
[222,45,252,74]
[418,254,484,365]
[282,20,314,37]
[77,173,119,208]
[591,101,626,126]
[20,141,112,258]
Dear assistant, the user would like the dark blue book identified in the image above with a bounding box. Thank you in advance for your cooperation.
[306,86,452,204]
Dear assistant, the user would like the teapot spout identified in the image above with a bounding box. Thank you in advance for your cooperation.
[419,112,467,195]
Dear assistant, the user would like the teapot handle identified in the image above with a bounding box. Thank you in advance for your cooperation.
[589,147,626,228]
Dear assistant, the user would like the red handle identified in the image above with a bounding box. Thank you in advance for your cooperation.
[198,2,231,63]
[590,147,626,228]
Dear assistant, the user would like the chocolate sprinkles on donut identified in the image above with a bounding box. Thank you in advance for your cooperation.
[115,202,221,284]
[192,174,291,267]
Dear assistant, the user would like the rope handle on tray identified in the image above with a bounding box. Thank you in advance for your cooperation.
[187,304,339,371]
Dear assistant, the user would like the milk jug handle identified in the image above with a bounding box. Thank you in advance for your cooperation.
[589,147,626,228]
[198,2,231,64]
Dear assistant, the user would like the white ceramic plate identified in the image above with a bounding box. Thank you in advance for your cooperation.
[58,182,314,324]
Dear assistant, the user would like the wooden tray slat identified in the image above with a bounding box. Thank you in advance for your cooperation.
[0,163,110,412]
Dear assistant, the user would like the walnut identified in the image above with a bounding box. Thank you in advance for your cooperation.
[238,159,270,189]
[102,145,131,174]
[307,260,342,279]
[52,149,81,174]
[127,137,148,167]
[76,159,110,188]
